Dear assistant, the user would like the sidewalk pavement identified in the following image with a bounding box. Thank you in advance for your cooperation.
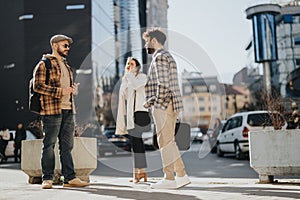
[1,167,300,200]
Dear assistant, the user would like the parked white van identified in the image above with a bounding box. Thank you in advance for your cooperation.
[216,111,287,159]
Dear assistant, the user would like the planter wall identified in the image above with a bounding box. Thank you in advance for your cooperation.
[249,129,300,183]
[21,137,97,184]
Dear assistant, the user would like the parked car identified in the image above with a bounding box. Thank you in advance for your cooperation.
[190,127,203,143]
[103,126,131,153]
[142,123,196,150]
[98,125,156,153]
[142,124,155,150]
[1,130,37,162]
[97,133,118,157]
[79,124,120,157]
[208,120,226,153]
[216,111,287,160]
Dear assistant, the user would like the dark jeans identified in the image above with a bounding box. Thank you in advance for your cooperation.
[128,129,147,169]
[41,110,76,182]
[14,141,22,161]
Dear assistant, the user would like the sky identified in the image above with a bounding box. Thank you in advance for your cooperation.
[168,0,254,84]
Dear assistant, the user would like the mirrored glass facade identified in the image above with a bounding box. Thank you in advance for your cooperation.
[252,14,278,62]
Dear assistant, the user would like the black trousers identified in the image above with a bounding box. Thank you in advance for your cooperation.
[0,139,8,159]
[128,129,147,169]
[14,141,22,161]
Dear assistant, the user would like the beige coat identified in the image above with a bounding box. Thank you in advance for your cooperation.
[0,129,10,140]
[116,72,147,135]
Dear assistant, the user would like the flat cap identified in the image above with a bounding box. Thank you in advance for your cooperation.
[50,34,73,44]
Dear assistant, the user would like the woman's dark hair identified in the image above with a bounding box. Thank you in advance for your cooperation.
[127,57,141,76]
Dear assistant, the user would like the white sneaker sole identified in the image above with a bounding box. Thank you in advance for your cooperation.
[176,180,191,189]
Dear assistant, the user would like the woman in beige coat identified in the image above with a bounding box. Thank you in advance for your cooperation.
[116,57,148,183]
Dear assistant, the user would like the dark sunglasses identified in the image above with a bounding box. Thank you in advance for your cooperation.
[61,44,71,49]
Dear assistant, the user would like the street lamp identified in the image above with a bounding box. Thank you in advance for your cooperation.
[246,4,281,96]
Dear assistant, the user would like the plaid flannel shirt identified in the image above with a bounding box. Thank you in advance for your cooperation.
[144,49,184,112]
[33,54,75,115]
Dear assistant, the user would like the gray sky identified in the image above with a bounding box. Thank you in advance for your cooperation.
[168,0,253,83]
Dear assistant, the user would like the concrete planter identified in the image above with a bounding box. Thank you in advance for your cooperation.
[249,129,300,183]
[21,137,97,184]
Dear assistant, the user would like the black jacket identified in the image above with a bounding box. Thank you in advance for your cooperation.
[14,128,26,143]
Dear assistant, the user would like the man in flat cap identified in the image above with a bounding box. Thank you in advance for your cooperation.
[32,34,87,189]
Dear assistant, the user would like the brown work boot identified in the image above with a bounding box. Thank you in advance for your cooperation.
[63,177,89,187]
[42,180,53,189]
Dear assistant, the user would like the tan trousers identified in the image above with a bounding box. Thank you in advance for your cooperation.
[152,102,186,180]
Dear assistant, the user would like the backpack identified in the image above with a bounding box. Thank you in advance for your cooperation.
[29,58,51,114]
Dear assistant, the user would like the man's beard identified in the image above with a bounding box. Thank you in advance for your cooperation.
[57,47,68,58]
[146,48,155,54]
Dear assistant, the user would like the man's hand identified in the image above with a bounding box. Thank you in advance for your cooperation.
[62,87,73,95]
[72,83,80,95]
[62,83,80,96]
[143,96,156,109]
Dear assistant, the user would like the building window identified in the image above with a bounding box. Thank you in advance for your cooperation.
[194,85,207,93]
[199,107,205,111]
[296,59,300,66]
[295,38,300,45]
[198,97,205,101]
[283,15,293,24]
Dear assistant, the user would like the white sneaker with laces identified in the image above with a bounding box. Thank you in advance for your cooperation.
[151,179,177,189]
[175,175,191,188]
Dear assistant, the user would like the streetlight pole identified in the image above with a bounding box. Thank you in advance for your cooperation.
[263,61,272,95]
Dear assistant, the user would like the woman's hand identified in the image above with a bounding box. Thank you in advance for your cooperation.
[127,67,137,76]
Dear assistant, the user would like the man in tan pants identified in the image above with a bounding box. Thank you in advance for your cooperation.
[143,28,191,189]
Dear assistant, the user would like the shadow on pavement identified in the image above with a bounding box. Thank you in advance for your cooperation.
[61,183,200,200]
[59,181,300,200]
[183,186,300,199]
[271,181,300,186]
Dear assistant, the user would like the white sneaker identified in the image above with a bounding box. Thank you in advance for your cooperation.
[175,175,191,188]
[151,179,177,189]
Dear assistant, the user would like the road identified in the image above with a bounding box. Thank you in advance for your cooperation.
[92,142,259,179]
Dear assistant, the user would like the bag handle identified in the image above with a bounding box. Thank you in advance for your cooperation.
[133,90,136,113]
[177,112,183,123]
